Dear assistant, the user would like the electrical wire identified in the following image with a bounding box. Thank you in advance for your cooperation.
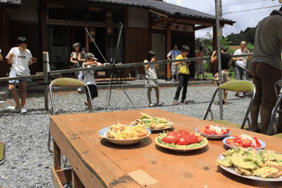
[223,5,281,15]
[223,0,270,7]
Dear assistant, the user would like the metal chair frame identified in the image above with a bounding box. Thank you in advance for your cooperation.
[48,78,94,153]
[203,80,256,130]
[266,80,282,135]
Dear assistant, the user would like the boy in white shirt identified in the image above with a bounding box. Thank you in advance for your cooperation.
[82,53,102,110]
[0,49,3,61]
[6,37,37,113]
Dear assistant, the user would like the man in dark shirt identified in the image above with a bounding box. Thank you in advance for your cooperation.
[211,47,231,105]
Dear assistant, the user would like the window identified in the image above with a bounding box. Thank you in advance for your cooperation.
[112,11,125,24]
[89,11,105,22]
[67,9,86,21]
[48,8,67,20]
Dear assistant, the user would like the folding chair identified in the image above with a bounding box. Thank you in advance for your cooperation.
[0,142,5,165]
[203,80,256,130]
[48,78,94,153]
[266,80,282,135]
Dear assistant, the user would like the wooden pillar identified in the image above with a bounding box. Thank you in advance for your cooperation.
[166,25,172,80]
[212,26,217,76]
[124,7,130,77]
[53,140,61,171]
[40,0,48,52]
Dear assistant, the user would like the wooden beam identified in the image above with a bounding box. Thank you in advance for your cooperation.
[149,9,168,18]
[149,18,167,27]
[166,25,172,79]
[195,25,211,31]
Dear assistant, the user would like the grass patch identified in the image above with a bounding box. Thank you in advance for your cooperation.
[273,133,282,138]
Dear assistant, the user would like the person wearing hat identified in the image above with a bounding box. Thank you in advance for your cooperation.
[6,37,37,113]
[70,42,85,93]
[81,53,101,110]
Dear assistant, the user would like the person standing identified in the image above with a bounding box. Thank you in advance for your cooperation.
[81,53,101,110]
[250,7,282,134]
[167,44,181,82]
[144,51,163,107]
[70,42,85,93]
[195,47,206,80]
[0,49,3,61]
[232,41,249,97]
[6,37,37,113]
[211,47,232,105]
[173,45,190,105]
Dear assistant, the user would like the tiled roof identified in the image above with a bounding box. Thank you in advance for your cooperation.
[86,0,235,25]
[0,0,21,5]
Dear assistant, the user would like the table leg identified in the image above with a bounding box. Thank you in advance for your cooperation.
[72,169,85,188]
[53,140,61,170]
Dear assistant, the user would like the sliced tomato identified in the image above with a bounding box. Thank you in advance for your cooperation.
[204,125,210,129]
[176,136,189,145]
[162,134,179,144]
[226,138,233,145]
[253,137,261,148]
[242,139,252,147]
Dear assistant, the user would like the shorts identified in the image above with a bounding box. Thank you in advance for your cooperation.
[214,70,229,86]
[145,79,158,88]
[171,64,179,75]
[8,70,31,84]
[196,63,205,75]
[85,84,98,99]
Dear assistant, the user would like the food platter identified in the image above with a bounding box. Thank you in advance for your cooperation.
[222,136,266,150]
[98,126,151,145]
[155,133,208,152]
[195,128,230,139]
[131,113,174,132]
[217,154,282,181]
[131,121,174,132]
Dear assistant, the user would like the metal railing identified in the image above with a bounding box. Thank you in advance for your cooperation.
[0,53,253,111]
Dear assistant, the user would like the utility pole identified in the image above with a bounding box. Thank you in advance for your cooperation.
[219,0,222,36]
[215,0,223,120]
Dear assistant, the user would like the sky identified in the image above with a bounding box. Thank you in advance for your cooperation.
[164,0,282,38]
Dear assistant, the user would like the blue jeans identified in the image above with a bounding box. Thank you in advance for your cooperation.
[234,65,246,80]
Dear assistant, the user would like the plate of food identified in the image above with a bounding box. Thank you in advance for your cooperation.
[217,147,282,181]
[131,113,174,132]
[195,125,230,139]
[98,123,151,145]
[155,130,208,152]
[222,134,265,150]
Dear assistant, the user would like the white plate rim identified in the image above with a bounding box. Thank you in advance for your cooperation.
[222,136,266,150]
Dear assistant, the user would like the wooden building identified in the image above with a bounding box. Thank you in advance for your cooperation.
[0,0,235,81]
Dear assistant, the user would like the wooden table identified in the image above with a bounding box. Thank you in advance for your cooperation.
[50,109,282,188]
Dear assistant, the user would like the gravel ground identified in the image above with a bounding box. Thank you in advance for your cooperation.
[0,85,253,187]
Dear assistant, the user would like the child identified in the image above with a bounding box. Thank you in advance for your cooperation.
[6,37,37,113]
[81,53,101,110]
[173,45,191,105]
[144,51,163,107]
[195,47,206,80]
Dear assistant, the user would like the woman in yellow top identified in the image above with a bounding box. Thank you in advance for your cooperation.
[173,45,191,105]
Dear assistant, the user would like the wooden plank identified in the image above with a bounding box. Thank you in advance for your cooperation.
[53,140,61,171]
[72,169,85,188]
[50,118,142,188]
[51,109,282,188]
[52,166,64,188]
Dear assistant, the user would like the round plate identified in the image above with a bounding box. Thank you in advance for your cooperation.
[195,128,230,139]
[131,121,174,132]
[222,136,266,150]
[98,126,151,145]
[217,154,282,181]
[154,133,208,152]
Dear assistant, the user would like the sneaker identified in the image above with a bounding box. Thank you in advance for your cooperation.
[21,107,27,113]
[84,101,88,106]
[180,100,189,104]
[7,106,20,112]
[149,103,155,107]
[173,100,178,105]
[156,102,164,106]
[171,79,174,82]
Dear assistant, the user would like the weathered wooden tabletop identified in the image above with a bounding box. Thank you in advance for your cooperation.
[50,109,282,188]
